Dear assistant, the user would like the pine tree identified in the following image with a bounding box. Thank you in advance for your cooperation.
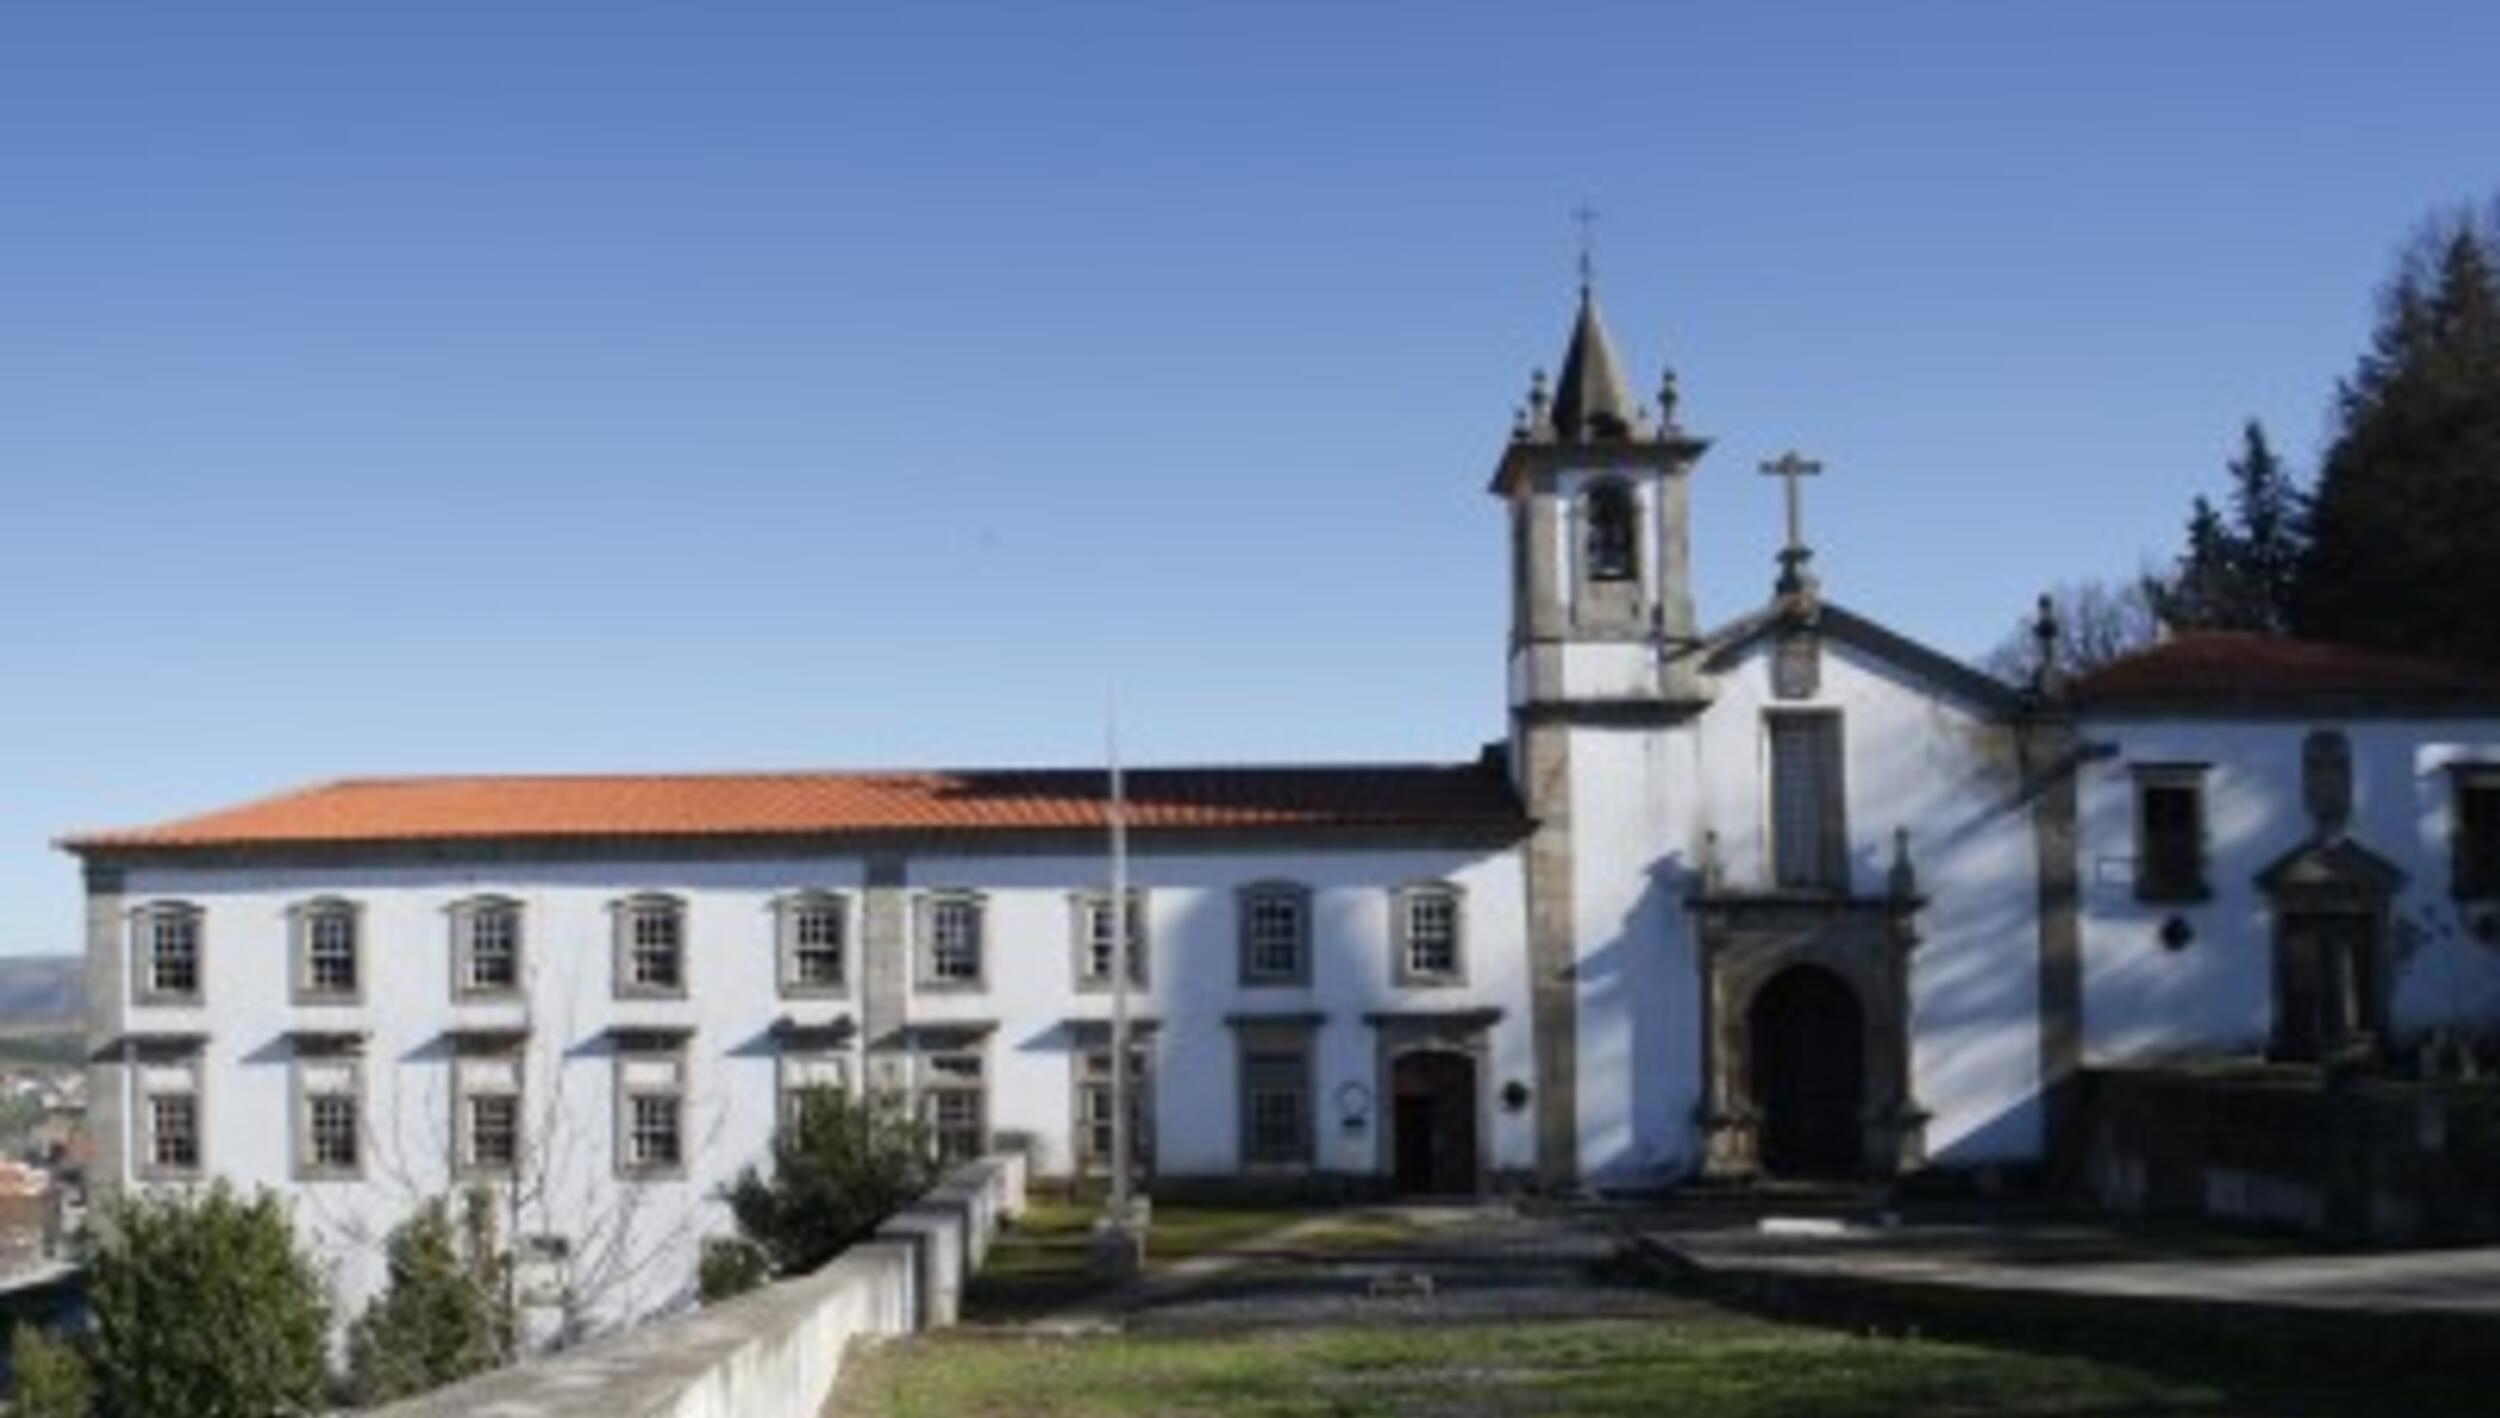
[2296,208,2500,661]
[2156,422,2306,634]
[86,1183,331,1418]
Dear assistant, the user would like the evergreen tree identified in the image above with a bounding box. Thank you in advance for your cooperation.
[344,1191,516,1406]
[6,1325,93,1418]
[719,1089,934,1282]
[2160,422,2306,634]
[86,1183,331,1418]
[2296,208,2500,661]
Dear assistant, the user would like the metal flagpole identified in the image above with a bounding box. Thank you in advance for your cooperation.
[1106,699,1133,1224]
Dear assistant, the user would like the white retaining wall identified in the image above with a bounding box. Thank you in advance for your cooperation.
[367,1152,1026,1418]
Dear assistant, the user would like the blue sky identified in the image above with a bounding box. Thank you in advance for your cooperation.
[4,3,2495,952]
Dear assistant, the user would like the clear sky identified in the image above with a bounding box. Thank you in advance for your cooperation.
[4,3,2496,953]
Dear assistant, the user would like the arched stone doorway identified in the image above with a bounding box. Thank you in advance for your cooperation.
[1747,965,1865,1175]
[1390,1049,1480,1195]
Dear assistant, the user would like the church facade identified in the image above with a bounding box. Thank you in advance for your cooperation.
[64,285,2500,1327]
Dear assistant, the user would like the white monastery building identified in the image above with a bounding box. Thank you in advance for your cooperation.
[63,283,2500,1328]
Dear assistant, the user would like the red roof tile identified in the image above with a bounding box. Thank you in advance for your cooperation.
[2072,632,2500,709]
[62,761,1528,852]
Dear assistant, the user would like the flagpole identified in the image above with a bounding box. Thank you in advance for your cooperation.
[1107,698,1133,1224]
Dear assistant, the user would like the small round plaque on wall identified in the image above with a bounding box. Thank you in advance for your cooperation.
[2159,915,2196,952]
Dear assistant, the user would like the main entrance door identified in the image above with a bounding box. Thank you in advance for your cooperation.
[2275,910,2385,1061]
[1749,965,1865,1176]
[1390,1050,1479,1194]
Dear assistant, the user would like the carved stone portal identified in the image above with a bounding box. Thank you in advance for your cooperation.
[1694,893,1927,1179]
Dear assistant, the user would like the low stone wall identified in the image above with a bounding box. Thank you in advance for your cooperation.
[368,1153,1027,1418]
[2078,1065,2500,1241]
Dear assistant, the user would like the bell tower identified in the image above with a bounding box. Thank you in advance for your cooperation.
[1493,276,1711,1186]
[1494,279,1711,721]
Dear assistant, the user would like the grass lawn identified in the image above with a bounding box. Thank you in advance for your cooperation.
[840,1307,2489,1417]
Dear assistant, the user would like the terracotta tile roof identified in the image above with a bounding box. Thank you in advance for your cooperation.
[62,760,1528,852]
[2072,632,2500,709]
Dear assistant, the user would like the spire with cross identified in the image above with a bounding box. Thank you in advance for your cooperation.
[1759,449,1824,600]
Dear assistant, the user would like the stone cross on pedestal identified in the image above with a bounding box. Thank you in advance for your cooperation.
[1758,450,1824,598]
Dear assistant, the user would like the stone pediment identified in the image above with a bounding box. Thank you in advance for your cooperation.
[2256,835,2406,900]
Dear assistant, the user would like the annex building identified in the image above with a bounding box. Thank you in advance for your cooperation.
[63,283,2500,1328]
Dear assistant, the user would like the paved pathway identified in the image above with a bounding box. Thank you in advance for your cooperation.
[1121,1202,1679,1332]
[1650,1222,2500,1317]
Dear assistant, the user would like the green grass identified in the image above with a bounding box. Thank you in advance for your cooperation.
[842,1309,2490,1417]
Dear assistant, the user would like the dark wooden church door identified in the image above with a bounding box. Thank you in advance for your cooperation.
[1749,966,1865,1176]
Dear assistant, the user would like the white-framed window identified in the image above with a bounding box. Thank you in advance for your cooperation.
[1393,882,1466,986]
[135,1047,204,1179]
[918,892,985,989]
[777,1050,850,1132]
[295,900,361,1001]
[1240,885,1310,984]
[467,1093,520,1173]
[148,1091,200,1174]
[452,1042,524,1178]
[1072,890,1148,989]
[293,1045,364,1180]
[133,902,204,1004]
[920,1050,987,1163]
[1075,1043,1153,1176]
[776,891,849,997]
[453,896,524,997]
[614,895,688,997]
[614,1038,688,1178]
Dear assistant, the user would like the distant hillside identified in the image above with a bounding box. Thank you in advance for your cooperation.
[0,957,82,1035]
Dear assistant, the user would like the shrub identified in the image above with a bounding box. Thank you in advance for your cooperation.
[697,1237,771,1303]
[344,1190,515,1405]
[87,1182,329,1418]
[7,1324,92,1418]
[720,1089,934,1278]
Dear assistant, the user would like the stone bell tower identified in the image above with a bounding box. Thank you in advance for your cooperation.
[1492,277,1710,1184]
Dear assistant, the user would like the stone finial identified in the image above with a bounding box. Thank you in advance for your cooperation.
[1888,827,1917,899]
[1526,367,1551,433]
[1658,366,1681,431]
[2030,593,2065,699]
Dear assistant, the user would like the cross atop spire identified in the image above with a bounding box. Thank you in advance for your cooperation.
[1572,202,1599,292]
[1758,449,1825,599]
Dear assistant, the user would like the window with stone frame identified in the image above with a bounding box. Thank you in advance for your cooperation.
[1072,890,1148,989]
[1584,479,1639,582]
[136,1050,204,1178]
[452,1043,524,1178]
[777,1049,849,1132]
[296,900,362,1000]
[921,1050,987,1163]
[1075,1042,1153,1176]
[2453,768,2500,899]
[614,1039,688,1177]
[148,1091,200,1174]
[134,902,204,1003]
[1238,882,1311,985]
[918,892,985,989]
[453,896,524,997]
[614,894,687,997]
[2134,766,2211,902]
[293,1045,364,1179]
[1393,883,1466,986]
[1768,712,1848,891]
[773,891,848,997]
[1238,1040,1312,1166]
